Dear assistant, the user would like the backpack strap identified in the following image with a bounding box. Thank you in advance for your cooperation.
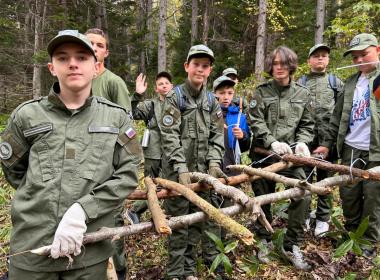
[207,91,214,113]
[328,73,338,103]
[174,86,186,112]
[299,75,308,86]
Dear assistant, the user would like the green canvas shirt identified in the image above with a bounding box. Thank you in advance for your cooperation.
[92,69,132,111]
[248,79,315,149]
[0,83,141,271]
[159,79,224,175]
[131,93,163,160]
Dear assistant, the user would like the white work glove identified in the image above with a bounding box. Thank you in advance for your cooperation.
[51,203,87,259]
[270,141,293,155]
[295,142,311,157]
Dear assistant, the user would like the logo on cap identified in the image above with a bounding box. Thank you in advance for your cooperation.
[350,37,360,47]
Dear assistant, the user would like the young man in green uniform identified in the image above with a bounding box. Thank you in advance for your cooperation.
[85,28,131,111]
[159,45,225,280]
[315,33,380,258]
[127,71,173,223]
[299,44,344,236]
[0,30,141,280]
[249,46,314,270]
[85,28,133,279]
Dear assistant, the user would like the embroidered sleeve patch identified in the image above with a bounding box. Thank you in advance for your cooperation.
[0,142,12,160]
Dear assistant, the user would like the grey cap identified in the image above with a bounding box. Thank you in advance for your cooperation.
[213,75,236,91]
[343,33,379,57]
[186,44,214,63]
[308,44,330,57]
[47,29,97,60]
[222,68,238,77]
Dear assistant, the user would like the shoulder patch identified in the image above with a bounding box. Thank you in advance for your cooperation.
[249,100,257,109]
[0,142,12,160]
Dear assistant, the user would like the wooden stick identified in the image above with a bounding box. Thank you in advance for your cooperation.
[127,161,291,200]
[190,172,250,205]
[254,147,380,181]
[154,178,254,245]
[229,165,330,195]
[145,177,171,235]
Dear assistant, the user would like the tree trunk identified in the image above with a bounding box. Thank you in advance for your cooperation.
[191,0,198,45]
[202,0,211,44]
[315,0,325,44]
[158,0,167,72]
[138,0,146,73]
[146,0,154,66]
[255,0,267,81]
[95,0,106,29]
[32,0,46,99]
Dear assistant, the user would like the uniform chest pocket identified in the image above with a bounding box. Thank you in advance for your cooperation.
[289,99,307,124]
[81,125,119,182]
[24,123,55,182]
[263,98,278,123]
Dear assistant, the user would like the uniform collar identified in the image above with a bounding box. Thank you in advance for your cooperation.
[272,78,292,92]
[364,63,380,79]
[185,79,204,97]
[47,82,94,113]
[308,71,327,77]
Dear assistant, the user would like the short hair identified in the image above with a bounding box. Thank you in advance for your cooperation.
[85,28,109,49]
[156,71,172,83]
[265,46,298,76]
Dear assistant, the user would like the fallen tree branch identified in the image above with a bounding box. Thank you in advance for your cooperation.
[190,172,250,205]
[127,161,291,200]
[154,178,254,245]
[229,165,330,195]
[254,147,380,181]
[145,177,171,235]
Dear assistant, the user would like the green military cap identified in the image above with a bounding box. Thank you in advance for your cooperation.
[343,33,379,57]
[187,44,214,63]
[213,75,236,91]
[47,29,97,60]
[222,68,238,76]
[308,43,330,57]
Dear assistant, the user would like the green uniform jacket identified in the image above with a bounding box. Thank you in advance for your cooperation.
[1,84,141,271]
[322,66,380,161]
[301,72,344,146]
[92,69,132,111]
[131,93,163,160]
[248,79,315,149]
[160,80,224,175]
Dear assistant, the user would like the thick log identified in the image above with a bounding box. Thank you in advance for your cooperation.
[254,147,380,181]
[154,178,254,245]
[127,161,291,200]
[145,177,171,235]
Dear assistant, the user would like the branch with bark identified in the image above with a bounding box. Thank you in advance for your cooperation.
[154,177,254,245]
[145,177,171,235]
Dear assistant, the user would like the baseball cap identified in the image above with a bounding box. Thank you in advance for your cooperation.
[213,75,236,91]
[222,68,238,77]
[156,71,172,83]
[186,44,214,63]
[47,29,97,60]
[308,44,330,57]
[343,33,378,57]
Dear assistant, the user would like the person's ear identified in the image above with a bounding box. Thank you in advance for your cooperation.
[47,63,56,76]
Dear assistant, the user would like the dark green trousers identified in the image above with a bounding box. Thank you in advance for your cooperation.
[251,167,310,250]
[113,205,127,272]
[304,166,332,222]
[164,192,220,278]
[340,144,380,243]
[9,260,107,280]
